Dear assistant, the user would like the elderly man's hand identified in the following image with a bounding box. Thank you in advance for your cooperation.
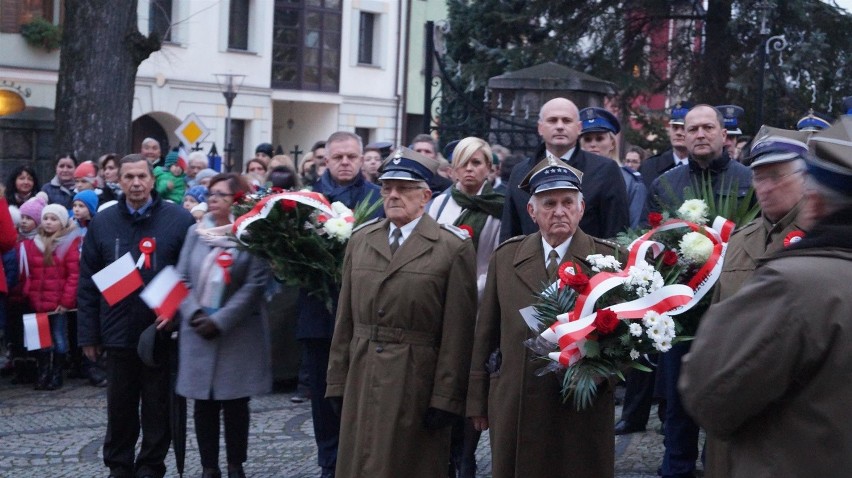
[190,312,220,340]
[471,416,489,431]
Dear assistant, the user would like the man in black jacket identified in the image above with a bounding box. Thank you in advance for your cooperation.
[639,102,692,189]
[500,97,629,241]
[78,154,194,478]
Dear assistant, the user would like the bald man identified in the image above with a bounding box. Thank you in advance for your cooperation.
[500,97,629,241]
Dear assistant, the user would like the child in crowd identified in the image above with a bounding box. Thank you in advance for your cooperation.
[20,204,81,390]
[74,161,100,192]
[5,193,47,384]
[69,189,108,387]
[190,202,208,222]
[154,150,187,203]
[183,185,208,212]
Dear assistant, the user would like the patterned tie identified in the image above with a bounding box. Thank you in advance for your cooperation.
[547,250,560,281]
[390,228,402,255]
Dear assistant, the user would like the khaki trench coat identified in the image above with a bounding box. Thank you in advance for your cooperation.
[705,204,803,477]
[326,215,477,478]
[681,247,852,478]
[466,230,617,478]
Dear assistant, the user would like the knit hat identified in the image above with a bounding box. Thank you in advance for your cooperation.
[190,202,208,215]
[165,150,180,168]
[73,190,99,217]
[184,185,208,204]
[255,143,274,157]
[8,205,21,227]
[195,168,218,183]
[19,192,48,226]
[42,203,70,228]
[74,161,98,182]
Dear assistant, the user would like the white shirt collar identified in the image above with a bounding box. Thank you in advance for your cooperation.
[673,150,689,166]
[545,147,576,163]
[389,215,423,245]
[541,236,573,265]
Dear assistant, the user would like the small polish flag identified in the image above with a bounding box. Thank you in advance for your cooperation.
[93,252,145,306]
[23,313,52,351]
[177,147,189,171]
[140,265,188,320]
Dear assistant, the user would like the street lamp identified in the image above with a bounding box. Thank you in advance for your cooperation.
[754,2,787,128]
[214,73,246,172]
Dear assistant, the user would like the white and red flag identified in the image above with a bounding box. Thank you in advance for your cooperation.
[140,265,188,320]
[93,252,145,306]
[23,313,52,350]
[177,147,189,171]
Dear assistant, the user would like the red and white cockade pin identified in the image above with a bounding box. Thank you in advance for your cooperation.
[216,251,234,284]
[137,238,156,269]
[784,230,805,247]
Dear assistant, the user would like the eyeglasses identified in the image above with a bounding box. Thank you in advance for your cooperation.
[380,184,425,196]
[208,191,234,199]
[752,169,803,186]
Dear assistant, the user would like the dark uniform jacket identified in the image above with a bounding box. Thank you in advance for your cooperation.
[77,193,194,348]
[500,143,629,241]
[326,215,477,478]
[646,152,752,214]
[467,230,617,478]
[639,149,682,189]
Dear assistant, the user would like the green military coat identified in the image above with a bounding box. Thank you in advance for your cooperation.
[466,230,617,478]
[326,214,477,478]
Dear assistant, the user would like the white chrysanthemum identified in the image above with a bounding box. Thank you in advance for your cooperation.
[586,254,622,272]
[661,314,676,330]
[629,323,643,337]
[677,199,709,224]
[679,231,714,264]
[654,338,673,353]
[330,201,354,218]
[625,263,665,296]
[324,217,353,242]
[629,349,641,360]
[649,324,667,341]
[642,310,661,328]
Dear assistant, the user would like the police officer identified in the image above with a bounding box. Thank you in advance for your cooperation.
[640,102,692,189]
[716,105,745,160]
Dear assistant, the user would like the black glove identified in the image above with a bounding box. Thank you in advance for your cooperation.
[328,396,343,418]
[423,407,459,430]
[190,312,220,340]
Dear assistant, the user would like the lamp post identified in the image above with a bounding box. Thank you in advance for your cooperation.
[755,2,787,128]
[214,73,245,172]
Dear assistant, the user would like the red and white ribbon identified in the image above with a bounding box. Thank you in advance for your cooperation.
[233,191,335,241]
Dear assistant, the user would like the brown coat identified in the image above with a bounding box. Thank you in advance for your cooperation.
[326,215,477,478]
[705,205,804,477]
[681,246,852,478]
[466,230,616,478]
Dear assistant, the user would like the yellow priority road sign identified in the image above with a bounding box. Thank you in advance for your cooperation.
[175,113,210,147]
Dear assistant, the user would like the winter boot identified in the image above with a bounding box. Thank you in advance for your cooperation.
[45,353,65,390]
[34,352,52,390]
[11,356,37,384]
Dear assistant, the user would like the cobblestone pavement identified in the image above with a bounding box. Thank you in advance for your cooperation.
[0,378,698,478]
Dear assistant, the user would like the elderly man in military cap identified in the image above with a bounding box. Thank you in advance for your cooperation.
[680,117,852,477]
[325,147,478,478]
[699,125,809,478]
[467,157,619,478]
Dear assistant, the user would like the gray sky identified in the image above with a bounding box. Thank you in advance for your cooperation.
[827,0,852,12]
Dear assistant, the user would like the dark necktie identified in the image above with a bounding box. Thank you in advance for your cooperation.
[390,228,402,255]
[547,250,560,281]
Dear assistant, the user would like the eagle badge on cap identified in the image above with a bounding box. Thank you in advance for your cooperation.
[392,150,402,164]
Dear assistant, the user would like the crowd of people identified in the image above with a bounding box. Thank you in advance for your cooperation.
[0,95,850,478]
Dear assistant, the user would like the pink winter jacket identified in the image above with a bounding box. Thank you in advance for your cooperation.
[22,231,81,312]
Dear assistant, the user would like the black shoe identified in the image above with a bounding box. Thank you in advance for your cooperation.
[201,468,222,478]
[227,465,246,478]
[614,420,645,435]
[320,466,335,478]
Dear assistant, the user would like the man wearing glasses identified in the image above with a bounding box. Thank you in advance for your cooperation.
[698,126,809,478]
[326,147,477,478]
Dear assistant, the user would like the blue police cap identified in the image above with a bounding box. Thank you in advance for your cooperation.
[442,139,460,162]
[519,155,584,194]
[717,105,745,135]
[378,147,438,182]
[669,101,693,125]
[796,110,831,132]
[843,96,852,115]
[579,107,621,135]
[747,125,809,168]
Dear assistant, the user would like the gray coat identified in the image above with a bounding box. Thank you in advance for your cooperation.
[176,224,272,400]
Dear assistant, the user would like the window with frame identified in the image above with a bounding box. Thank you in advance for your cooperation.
[228,0,250,50]
[272,0,341,92]
[149,0,172,42]
[357,11,374,65]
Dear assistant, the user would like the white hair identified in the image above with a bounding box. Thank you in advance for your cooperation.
[188,151,208,166]
[527,190,584,209]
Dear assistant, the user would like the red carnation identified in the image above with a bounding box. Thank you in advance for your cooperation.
[458,224,474,238]
[558,261,590,292]
[593,308,620,335]
[663,249,678,266]
[648,212,663,228]
[270,187,284,194]
[233,191,246,203]
[281,199,297,211]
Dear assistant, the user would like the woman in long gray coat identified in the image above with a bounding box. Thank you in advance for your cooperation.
[176,173,271,478]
